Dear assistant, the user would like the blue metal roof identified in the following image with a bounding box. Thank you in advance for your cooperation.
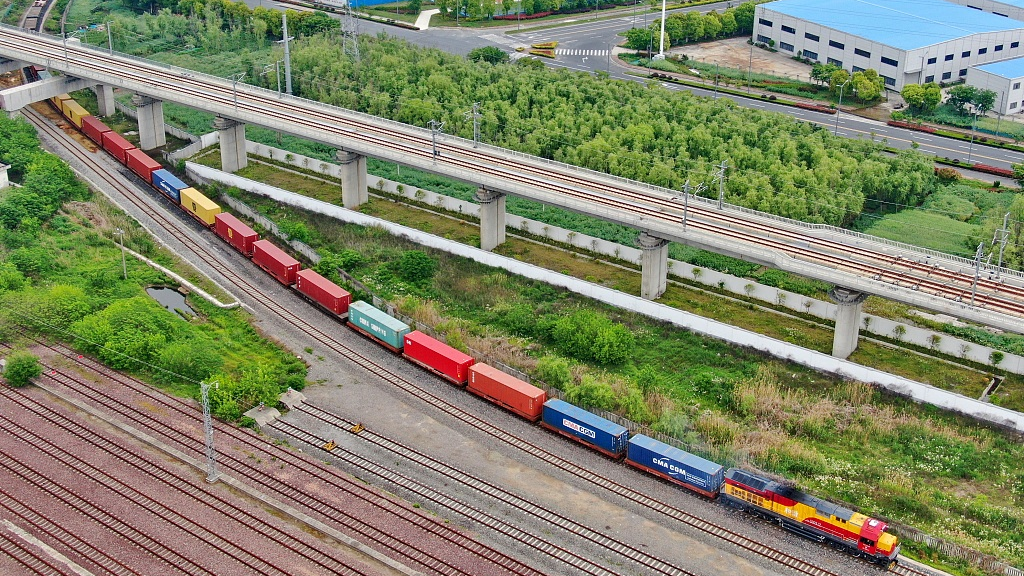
[763,0,1024,51]
[976,56,1024,78]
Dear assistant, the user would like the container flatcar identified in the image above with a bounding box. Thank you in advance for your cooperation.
[152,169,188,203]
[541,399,629,458]
[252,239,300,286]
[722,468,900,566]
[402,330,474,385]
[180,187,221,226]
[296,268,350,316]
[214,212,258,257]
[625,434,724,498]
[101,131,135,165]
[81,116,111,144]
[467,363,545,421]
[347,301,410,352]
[124,148,161,183]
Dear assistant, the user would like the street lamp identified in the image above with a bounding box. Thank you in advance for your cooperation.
[115,228,126,280]
[834,78,851,136]
[967,110,979,164]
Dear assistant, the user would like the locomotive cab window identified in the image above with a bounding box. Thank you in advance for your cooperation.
[860,537,875,547]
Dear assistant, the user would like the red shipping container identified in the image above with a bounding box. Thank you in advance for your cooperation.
[252,239,300,286]
[102,131,136,165]
[214,213,258,257]
[81,116,111,145]
[125,149,162,183]
[402,331,475,386]
[468,363,546,421]
[296,268,350,316]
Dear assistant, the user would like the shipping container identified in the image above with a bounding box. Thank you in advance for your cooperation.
[81,116,111,144]
[102,131,135,165]
[61,99,90,128]
[179,187,221,226]
[50,93,70,109]
[214,212,258,257]
[402,331,475,386]
[467,363,545,421]
[347,301,410,352]
[541,399,629,457]
[152,169,188,203]
[625,434,724,498]
[296,268,350,316]
[252,239,300,286]
[125,148,161,183]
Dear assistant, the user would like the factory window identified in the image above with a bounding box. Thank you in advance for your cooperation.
[829,40,845,49]
[803,50,818,60]
[1012,102,1018,109]
[1013,42,1020,48]
[927,57,937,64]
[959,68,967,76]
[945,54,954,61]
[942,71,952,80]
[782,25,795,34]
[996,44,1004,51]
[757,35,772,44]
[967,4,981,9]
[1014,82,1021,89]
[882,75,895,87]
[828,57,843,67]
[979,47,987,55]
[853,66,865,73]
[855,48,870,58]
[780,42,794,52]
[805,32,819,41]
[881,56,898,67]
[995,11,1008,16]
[758,18,773,27]
[925,75,934,83]
[962,51,971,58]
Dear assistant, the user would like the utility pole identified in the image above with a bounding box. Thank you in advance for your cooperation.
[971,241,984,306]
[230,72,245,111]
[200,381,221,483]
[967,110,978,164]
[106,20,113,55]
[465,102,481,148]
[991,212,1011,275]
[428,119,445,161]
[746,40,753,93]
[673,179,705,231]
[714,160,728,209]
[834,78,851,136]
[275,13,294,95]
[714,62,719,99]
[654,0,666,60]
[115,228,126,279]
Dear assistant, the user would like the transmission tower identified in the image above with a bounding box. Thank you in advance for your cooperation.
[200,381,221,483]
[989,212,1011,275]
[342,3,360,61]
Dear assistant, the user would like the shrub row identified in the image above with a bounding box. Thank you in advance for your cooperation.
[888,120,937,134]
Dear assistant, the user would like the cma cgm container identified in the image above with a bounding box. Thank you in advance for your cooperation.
[296,268,350,316]
[214,212,258,257]
[180,187,221,226]
[626,434,724,498]
[347,301,410,352]
[81,116,111,144]
[124,148,161,183]
[468,363,545,421]
[541,399,629,458]
[403,330,474,386]
[152,169,188,203]
[102,131,135,165]
[252,239,300,286]
[61,99,90,128]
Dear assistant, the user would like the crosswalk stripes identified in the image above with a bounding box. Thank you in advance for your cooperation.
[554,49,609,56]
[481,33,519,48]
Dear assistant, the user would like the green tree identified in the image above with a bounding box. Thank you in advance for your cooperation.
[828,68,850,92]
[810,63,839,86]
[396,250,437,284]
[702,12,722,40]
[947,84,977,115]
[680,11,704,43]
[467,46,509,65]
[536,354,572,388]
[973,88,997,115]
[408,0,423,12]
[733,1,755,34]
[901,82,942,115]
[718,10,737,36]
[551,309,634,365]
[851,69,884,102]
[2,350,42,388]
[564,375,616,410]
[624,27,654,51]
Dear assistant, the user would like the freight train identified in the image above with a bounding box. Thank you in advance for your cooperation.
[32,76,901,569]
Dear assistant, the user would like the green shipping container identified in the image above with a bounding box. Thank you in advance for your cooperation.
[347,301,410,351]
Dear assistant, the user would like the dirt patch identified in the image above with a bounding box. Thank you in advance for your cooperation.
[65,200,109,229]
[673,37,813,82]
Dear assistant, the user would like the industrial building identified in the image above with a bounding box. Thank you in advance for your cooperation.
[966,57,1024,113]
[943,0,1024,21]
[752,0,1024,91]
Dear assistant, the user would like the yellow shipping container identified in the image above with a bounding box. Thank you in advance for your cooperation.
[50,93,70,108]
[62,100,90,128]
[179,187,221,226]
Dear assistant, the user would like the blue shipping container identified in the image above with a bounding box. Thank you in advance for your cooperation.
[542,399,628,457]
[626,434,724,497]
[152,169,187,203]
[348,301,410,351]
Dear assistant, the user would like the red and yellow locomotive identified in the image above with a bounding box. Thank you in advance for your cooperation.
[722,469,900,567]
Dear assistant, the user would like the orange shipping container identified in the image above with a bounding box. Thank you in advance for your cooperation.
[467,363,546,421]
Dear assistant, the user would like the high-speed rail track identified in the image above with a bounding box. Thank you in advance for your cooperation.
[3,25,1024,333]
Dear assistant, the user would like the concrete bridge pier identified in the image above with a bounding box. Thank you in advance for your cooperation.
[475,187,506,251]
[336,150,367,208]
[638,232,669,300]
[92,84,115,117]
[830,286,869,359]
[131,94,165,150]
[214,116,247,173]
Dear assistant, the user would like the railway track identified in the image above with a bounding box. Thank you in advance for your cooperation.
[5,26,1024,324]
[19,103,873,575]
